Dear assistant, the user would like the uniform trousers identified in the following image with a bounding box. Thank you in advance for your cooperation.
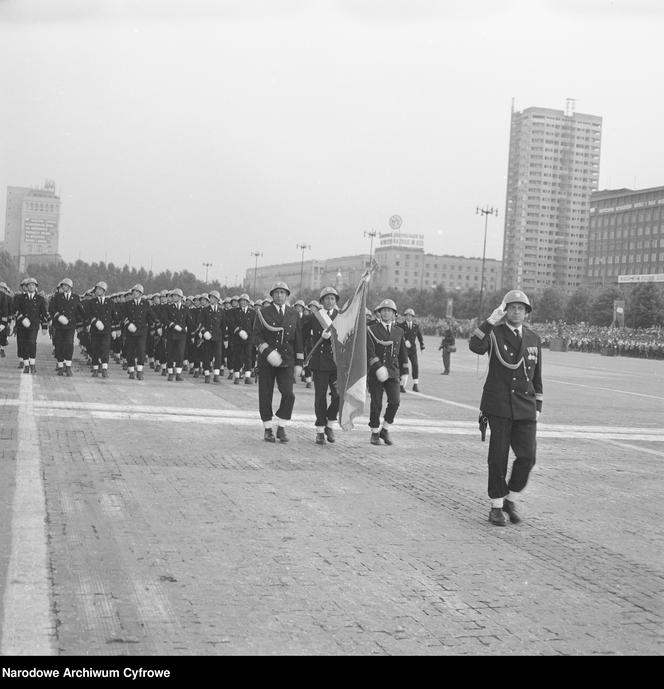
[90,333,111,366]
[53,329,75,362]
[368,377,400,428]
[258,365,295,422]
[124,335,147,367]
[442,348,451,373]
[486,415,537,499]
[231,340,253,372]
[407,347,419,379]
[313,369,339,427]
[203,340,223,371]
[167,338,186,368]
[17,330,38,359]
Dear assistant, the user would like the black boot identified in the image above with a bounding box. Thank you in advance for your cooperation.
[264,428,276,443]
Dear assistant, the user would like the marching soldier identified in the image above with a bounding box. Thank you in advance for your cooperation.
[253,282,304,443]
[469,290,543,527]
[13,277,49,374]
[84,281,119,378]
[230,293,255,385]
[165,288,194,381]
[122,284,155,380]
[304,288,340,445]
[400,308,425,392]
[0,281,11,357]
[439,319,456,375]
[48,277,84,376]
[366,299,409,446]
[200,290,226,383]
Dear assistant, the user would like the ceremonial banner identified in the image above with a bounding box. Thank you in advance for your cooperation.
[330,269,371,430]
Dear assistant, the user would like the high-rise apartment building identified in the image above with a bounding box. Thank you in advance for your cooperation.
[502,102,602,294]
[3,180,61,271]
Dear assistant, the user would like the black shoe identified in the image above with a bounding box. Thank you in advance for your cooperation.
[189,368,195,375]
[234,377,240,385]
[264,428,276,443]
[65,367,73,377]
[136,371,144,381]
[503,499,522,524]
[315,432,326,445]
[489,508,507,526]
[176,374,184,381]
[167,373,174,382]
[400,385,406,393]
[412,384,419,392]
[91,370,99,378]
[161,369,168,376]
[276,426,289,443]
[128,371,135,380]
[324,427,335,443]
[379,428,393,446]
[101,370,108,379]
[18,361,25,368]
[182,365,189,372]
[204,375,211,383]
[227,372,234,380]
[0,349,5,358]
[193,370,200,379]
[443,371,449,375]
[57,368,64,376]
[213,375,220,383]
[122,362,128,370]
[305,382,312,389]
[23,366,30,374]
[244,377,252,384]
[370,432,381,445]
[30,364,36,374]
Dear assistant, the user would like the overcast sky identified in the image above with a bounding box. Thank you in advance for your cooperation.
[1,0,663,285]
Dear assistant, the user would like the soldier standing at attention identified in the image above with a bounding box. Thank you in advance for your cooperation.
[366,299,409,446]
[253,282,304,443]
[469,290,543,527]
[439,319,456,375]
[13,277,48,374]
[400,308,425,392]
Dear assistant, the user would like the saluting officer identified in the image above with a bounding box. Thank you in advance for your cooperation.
[230,293,255,385]
[48,277,84,377]
[122,284,155,380]
[469,290,543,527]
[366,299,409,446]
[400,308,425,392]
[253,281,304,443]
[85,281,119,378]
[14,277,49,374]
[304,287,340,445]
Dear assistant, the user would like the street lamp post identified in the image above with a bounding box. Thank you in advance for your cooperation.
[476,205,498,319]
[363,229,377,266]
[296,243,311,295]
[251,251,263,295]
[202,262,212,284]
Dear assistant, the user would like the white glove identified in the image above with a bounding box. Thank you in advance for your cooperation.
[258,342,269,354]
[405,340,411,348]
[58,314,69,325]
[487,303,506,326]
[203,331,212,341]
[266,349,283,367]
[239,329,248,340]
[376,365,388,382]
[321,330,331,340]
[111,330,118,340]
[536,411,541,422]
[157,327,163,336]
[22,317,31,328]
[0,324,5,331]
[127,322,137,333]
[294,365,303,379]
[174,324,182,332]
[400,374,408,387]
[95,320,105,331]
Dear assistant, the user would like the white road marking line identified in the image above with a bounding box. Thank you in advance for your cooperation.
[1,375,55,656]
[547,378,664,400]
[600,439,664,458]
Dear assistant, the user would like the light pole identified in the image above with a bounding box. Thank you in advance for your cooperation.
[363,229,377,266]
[251,251,263,295]
[202,262,212,284]
[476,206,498,319]
[296,243,311,294]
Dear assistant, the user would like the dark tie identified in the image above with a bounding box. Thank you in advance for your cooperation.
[277,306,284,321]
[513,328,521,345]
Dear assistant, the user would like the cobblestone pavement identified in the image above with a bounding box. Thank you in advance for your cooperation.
[0,336,662,655]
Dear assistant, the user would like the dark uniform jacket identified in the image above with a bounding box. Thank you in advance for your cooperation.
[13,293,49,333]
[230,307,254,343]
[469,321,543,421]
[201,304,226,342]
[401,320,424,351]
[367,321,409,380]
[48,292,84,331]
[440,327,456,350]
[303,309,337,371]
[122,299,155,337]
[253,303,304,368]
[85,296,120,334]
[165,303,194,341]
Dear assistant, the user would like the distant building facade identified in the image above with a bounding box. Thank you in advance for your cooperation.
[587,186,664,288]
[3,180,61,271]
[244,232,501,298]
[502,102,602,294]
